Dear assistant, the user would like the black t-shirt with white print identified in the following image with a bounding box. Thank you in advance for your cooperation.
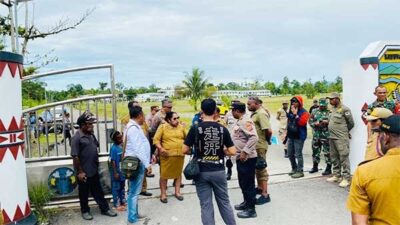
[184,121,234,172]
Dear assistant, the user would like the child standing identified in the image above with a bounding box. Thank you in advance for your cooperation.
[109,130,126,211]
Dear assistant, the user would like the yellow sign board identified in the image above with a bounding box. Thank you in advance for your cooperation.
[380,50,400,63]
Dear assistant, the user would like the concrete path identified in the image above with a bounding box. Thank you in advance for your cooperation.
[49,120,352,225]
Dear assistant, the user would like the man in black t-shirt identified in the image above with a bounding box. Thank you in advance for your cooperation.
[71,112,117,220]
[183,98,237,225]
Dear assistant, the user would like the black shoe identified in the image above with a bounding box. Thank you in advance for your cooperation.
[255,188,262,195]
[101,209,117,217]
[237,208,257,218]
[309,163,319,174]
[322,164,332,176]
[234,202,247,211]
[140,191,153,196]
[226,173,232,180]
[284,149,288,158]
[256,194,271,205]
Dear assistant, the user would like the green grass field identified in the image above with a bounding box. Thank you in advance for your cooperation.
[111,94,329,126]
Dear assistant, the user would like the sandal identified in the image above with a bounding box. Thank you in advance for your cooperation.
[174,195,184,201]
[160,198,168,203]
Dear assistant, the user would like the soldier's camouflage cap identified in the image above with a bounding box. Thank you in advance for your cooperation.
[319,98,328,106]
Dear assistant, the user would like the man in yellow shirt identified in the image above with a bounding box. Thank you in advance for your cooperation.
[347,115,400,225]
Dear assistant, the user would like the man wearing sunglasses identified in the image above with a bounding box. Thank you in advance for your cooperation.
[364,108,393,161]
[347,115,400,225]
[151,99,173,133]
[286,96,310,179]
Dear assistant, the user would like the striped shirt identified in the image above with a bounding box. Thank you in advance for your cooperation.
[125,119,151,168]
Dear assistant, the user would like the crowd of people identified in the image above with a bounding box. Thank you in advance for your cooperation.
[69,85,400,225]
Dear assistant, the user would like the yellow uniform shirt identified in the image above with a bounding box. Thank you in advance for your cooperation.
[153,123,187,156]
[121,114,149,137]
[347,147,400,225]
[251,108,271,150]
[364,132,383,161]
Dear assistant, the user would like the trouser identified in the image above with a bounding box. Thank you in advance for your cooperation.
[287,138,305,172]
[256,148,269,182]
[62,130,72,146]
[141,174,147,192]
[127,164,145,223]
[195,170,236,225]
[312,137,331,165]
[329,138,351,179]
[77,173,110,214]
[111,176,126,207]
[237,157,257,209]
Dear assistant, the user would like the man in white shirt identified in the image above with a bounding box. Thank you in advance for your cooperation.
[125,106,153,224]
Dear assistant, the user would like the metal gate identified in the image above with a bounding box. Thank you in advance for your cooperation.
[22,65,119,202]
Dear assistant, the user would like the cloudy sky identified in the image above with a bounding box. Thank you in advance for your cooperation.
[3,0,400,90]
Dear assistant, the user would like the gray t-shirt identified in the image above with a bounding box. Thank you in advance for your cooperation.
[71,130,99,177]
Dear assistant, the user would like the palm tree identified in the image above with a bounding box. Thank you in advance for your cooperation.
[183,67,208,111]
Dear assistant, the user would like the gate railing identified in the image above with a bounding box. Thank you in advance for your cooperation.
[22,65,118,161]
[22,94,115,160]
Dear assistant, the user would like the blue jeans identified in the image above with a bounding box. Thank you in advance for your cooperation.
[111,175,126,207]
[127,164,145,223]
[288,138,305,172]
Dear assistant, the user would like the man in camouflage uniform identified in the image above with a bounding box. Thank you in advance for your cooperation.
[308,98,331,175]
[366,86,396,114]
[231,102,259,218]
[362,85,397,144]
[326,93,354,188]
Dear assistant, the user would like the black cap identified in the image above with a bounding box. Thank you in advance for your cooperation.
[231,102,246,112]
[380,115,400,134]
[77,112,97,126]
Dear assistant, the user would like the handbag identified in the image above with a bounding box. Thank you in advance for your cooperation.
[255,156,267,170]
[121,125,142,179]
[183,124,200,180]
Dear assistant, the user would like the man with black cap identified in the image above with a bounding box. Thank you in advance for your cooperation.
[231,102,259,218]
[71,112,117,220]
[347,115,400,225]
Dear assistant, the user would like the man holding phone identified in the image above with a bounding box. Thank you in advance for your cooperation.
[71,112,117,220]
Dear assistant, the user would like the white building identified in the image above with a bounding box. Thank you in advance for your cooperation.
[158,89,175,98]
[212,90,271,99]
[136,93,167,102]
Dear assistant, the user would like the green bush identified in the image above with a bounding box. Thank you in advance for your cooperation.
[28,182,55,224]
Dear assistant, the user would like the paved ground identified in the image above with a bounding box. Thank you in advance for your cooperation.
[44,109,352,225]
[52,177,350,225]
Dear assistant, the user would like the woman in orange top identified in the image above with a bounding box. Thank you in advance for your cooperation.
[153,111,187,203]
